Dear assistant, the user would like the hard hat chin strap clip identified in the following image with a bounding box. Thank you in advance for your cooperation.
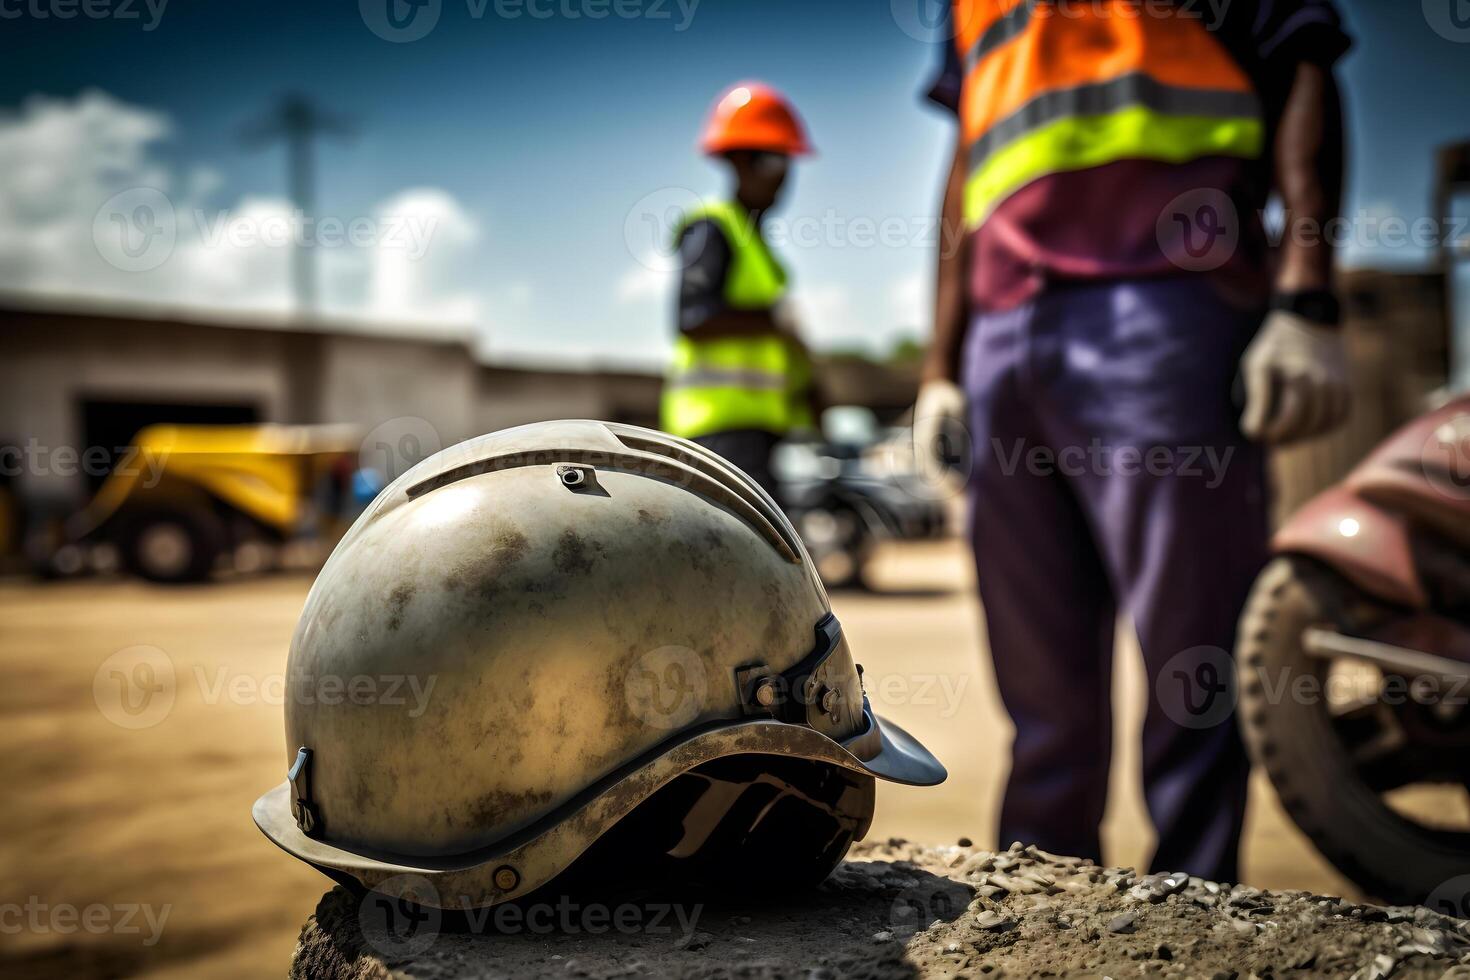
[288,746,321,837]
[735,614,851,728]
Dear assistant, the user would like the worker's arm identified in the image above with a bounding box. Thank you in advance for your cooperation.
[1273,61,1344,294]
[921,137,970,385]
[1240,59,1351,444]
[677,219,786,340]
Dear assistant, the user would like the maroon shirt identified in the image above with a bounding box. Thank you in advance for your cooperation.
[927,0,1351,314]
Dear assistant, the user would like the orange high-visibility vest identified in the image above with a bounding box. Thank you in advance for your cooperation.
[951,0,1264,229]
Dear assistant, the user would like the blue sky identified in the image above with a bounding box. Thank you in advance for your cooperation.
[2,0,1468,366]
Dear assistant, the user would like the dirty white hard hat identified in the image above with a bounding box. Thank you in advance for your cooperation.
[252,420,945,909]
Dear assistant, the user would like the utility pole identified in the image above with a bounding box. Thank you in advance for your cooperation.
[241,94,353,321]
[1433,141,1470,389]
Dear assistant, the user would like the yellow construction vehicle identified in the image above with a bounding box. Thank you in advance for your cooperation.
[62,424,363,583]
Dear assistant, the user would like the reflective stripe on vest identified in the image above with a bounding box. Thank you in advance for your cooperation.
[661,200,812,440]
[953,0,1263,228]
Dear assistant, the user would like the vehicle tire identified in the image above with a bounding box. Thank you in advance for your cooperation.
[117,508,224,584]
[1237,555,1470,907]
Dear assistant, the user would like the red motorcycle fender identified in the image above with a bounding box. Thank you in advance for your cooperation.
[1272,486,1428,610]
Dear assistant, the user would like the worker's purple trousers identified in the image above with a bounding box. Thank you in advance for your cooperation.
[961,277,1269,883]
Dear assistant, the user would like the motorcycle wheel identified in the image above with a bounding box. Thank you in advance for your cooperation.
[1237,555,1470,908]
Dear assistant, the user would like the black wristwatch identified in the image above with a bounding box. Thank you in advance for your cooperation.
[1270,288,1341,327]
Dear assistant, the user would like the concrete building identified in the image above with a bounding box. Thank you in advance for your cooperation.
[0,301,659,509]
[0,300,922,515]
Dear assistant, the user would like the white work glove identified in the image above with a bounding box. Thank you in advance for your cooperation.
[1239,310,1351,446]
[911,379,970,493]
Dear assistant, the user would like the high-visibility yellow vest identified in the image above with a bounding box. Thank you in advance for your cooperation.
[660,200,813,440]
[952,0,1264,229]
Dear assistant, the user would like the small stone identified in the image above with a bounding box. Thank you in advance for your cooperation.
[975,910,1016,932]
[1347,953,1397,980]
[945,942,962,954]
[1228,918,1257,938]
[1288,947,1318,969]
[1155,943,1173,960]
[957,837,973,847]
[871,931,894,943]
[1108,911,1138,934]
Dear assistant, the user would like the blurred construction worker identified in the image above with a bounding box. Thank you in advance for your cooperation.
[914,0,1351,881]
[660,82,819,498]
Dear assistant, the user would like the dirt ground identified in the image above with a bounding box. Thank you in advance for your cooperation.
[294,841,1470,979]
[0,540,1359,979]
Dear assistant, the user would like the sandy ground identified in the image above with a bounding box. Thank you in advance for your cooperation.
[0,540,1355,979]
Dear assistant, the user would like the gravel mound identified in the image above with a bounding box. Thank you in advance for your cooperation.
[291,840,1470,979]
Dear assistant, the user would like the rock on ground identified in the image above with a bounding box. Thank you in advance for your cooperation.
[291,840,1470,979]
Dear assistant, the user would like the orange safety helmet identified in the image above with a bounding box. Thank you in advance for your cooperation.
[700,81,813,157]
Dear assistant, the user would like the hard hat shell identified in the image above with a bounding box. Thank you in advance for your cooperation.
[252,421,943,909]
[700,81,813,157]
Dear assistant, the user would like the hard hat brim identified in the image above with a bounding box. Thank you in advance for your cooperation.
[252,707,943,909]
[701,135,815,157]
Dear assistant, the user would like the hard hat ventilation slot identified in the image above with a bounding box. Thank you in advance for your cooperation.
[403,444,798,563]
[608,429,803,560]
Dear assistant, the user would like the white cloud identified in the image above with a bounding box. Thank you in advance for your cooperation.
[789,282,856,349]
[888,271,928,330]
[369,188,480,325]
[616,255,672,304]
[0,90,480,335]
